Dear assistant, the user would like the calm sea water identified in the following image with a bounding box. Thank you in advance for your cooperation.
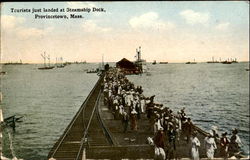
[0,62,249,159]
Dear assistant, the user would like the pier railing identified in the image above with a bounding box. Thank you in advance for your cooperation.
[75,89,101,160]
[49,73,104,158]
[76,74,115,160]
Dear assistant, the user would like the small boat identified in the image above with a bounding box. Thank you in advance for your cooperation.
[186,59,197,64]
[57,65,65,68]
[0,71,7,75]
[56,57,65,68]
[221,61,232,64]
[186,62,197,64]
[4,59,23,65]
[231,58,238,63]
[87,70,97,73]
[87,68,99,73]
[159,62,168,64]
[38,66,55,70]
[152,60,156,65]
[221,58,238,64]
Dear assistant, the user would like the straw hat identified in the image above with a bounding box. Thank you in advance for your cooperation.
[208,130,214,137]
[159,127,164,131]
[131,110,137,114]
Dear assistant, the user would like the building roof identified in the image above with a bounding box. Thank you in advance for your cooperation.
[116,58,136,69]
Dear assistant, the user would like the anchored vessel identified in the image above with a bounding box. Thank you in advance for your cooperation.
[186,59,197,64]
[207,57,220,63]
[38,52,55,70]
[159,62,168,64]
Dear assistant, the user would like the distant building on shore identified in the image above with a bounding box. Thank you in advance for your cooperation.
[116,58,141,75]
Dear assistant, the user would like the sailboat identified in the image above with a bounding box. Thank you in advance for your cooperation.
[38,52,54,70]
[186,59,197,64]
[221,58,232,64]
[56,57,65,68]
[207,57,219,63]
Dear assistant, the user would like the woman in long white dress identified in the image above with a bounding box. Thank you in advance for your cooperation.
[191,131,200,160]
[204,131,217,159]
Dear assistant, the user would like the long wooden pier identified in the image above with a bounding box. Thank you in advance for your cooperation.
[48,71,248,160]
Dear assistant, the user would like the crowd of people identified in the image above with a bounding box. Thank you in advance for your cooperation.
[102,68,244,160]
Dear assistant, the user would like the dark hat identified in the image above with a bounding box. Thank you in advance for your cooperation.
[232,128,238,134]
[222,132,227,136]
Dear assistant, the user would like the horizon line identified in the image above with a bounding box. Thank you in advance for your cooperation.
[1,61,249,64]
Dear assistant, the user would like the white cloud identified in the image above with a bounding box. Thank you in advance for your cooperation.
[180,9,210,25]
[129,12,175,31]
[82,20,111,33]
[16,27,53,39]
[1,15,53,39]
[1,15,25,29]
[67,2,96,8]
[215,22,230,30]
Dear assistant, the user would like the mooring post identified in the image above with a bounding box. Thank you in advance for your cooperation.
[12,116,16,132]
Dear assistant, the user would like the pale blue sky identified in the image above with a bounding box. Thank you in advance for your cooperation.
[1,1,249,63]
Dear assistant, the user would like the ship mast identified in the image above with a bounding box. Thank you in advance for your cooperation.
[47,54,51,67]
[41,52,46,67]
[136,46,143,73]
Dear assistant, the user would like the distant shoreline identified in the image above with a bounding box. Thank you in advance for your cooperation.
[1,61,249,65]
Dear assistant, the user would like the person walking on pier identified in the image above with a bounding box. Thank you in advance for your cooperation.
[146,96,155,119]
[154,127,166,160]
[180,107,187,123]
[122,112,129,133]
[183,117,193,143]
[167,123,177,160]
[130,110,138,131]
[228,128,243,157]
[204,131,217,159]
[191,131,200,160]
[154,127,165,149]
[139,94,146,113]
[220,132,230,158]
